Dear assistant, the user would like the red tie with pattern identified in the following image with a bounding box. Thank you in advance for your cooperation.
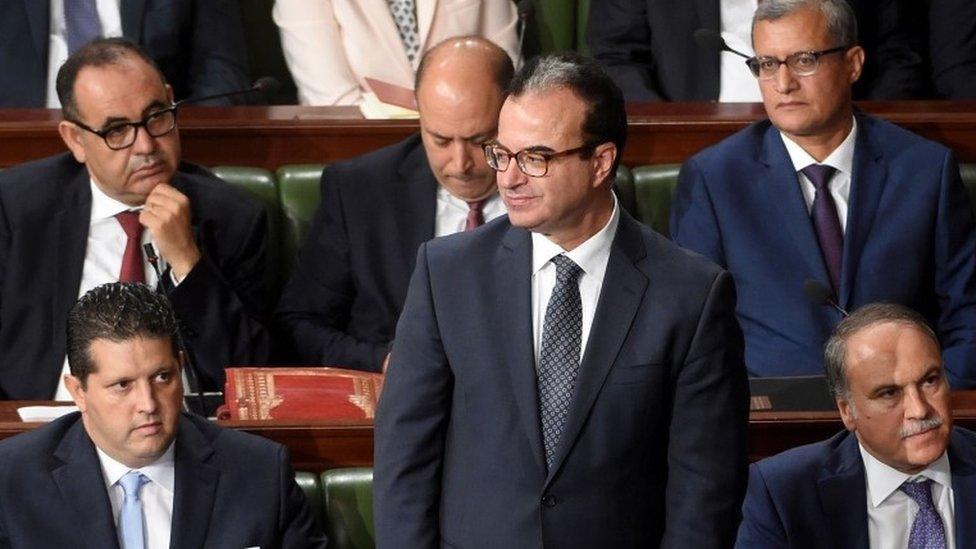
[465,200,485,232]
[115,211,145,283]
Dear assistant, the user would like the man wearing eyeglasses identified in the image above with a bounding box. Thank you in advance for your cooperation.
[0,38,271,400]
[671,0,976,386]
[374,52,749,547]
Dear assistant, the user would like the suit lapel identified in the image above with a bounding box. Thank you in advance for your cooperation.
[51,420,121,549]
[759,125,835,291]
[416,0,437,55]
[120,0,147,43]
[816,433,869,549]
[544,213,648,486]
[839,116,886,309]
[495,225,547,474]
[24,0,49,65]
[395,141,437,274]
[363,0,414,73]
[949,428,976,547]
[169,416,220,548]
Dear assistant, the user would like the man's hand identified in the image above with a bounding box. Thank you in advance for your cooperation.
[140,183,201,281]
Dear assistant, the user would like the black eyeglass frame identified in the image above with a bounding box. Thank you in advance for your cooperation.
[745,45,852,79]
[482,141,597,177]
[68,104,179,150]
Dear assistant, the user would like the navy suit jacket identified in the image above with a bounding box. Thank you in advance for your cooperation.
[929,0,976,99]
[736,428,976,548]
[0,153,272,399]
[0,412,327,548]
[671,113,976,386]
[275,135,436,372]
[0,0,250,107]
[587,0,925,101]
[374,210,750,548]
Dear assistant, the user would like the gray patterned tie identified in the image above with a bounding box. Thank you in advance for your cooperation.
[65,0,102,55]
[901,479,947,549]
[537,255,583,470]
[387,0,421,64]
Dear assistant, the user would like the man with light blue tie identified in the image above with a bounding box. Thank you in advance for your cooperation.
[0,283,327,549]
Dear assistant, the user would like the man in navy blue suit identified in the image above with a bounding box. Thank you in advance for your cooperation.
[737,303,976,548]
[671,0,976,385]
[0,282,327,548]
[374,52,749,548]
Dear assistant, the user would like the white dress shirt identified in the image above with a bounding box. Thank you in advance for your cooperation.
[531,196,620,366]
[860,443,955,549]
[780,117,858,233]
[434,186,506,237]
[97,443,175,549]
[46,0,123,108]
[718,0,762,102]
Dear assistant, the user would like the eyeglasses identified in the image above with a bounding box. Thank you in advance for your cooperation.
[483,141,594,177]
[69,105,178,150]
[745,46,851,80]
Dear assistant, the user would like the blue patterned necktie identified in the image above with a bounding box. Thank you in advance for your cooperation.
[901,479,947,549]
[387,0,421,64]
[801,164,843,294]
[118,471,149,549]
[65,0,103,55]
[537,255,584,470]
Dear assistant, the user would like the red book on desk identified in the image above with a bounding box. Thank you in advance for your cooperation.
[219,367,383,421]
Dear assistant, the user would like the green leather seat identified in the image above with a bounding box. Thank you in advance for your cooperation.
[523,0,579,57]
[276,164,326,281]
[960,163,976,212]
[321,467,375,549]
[294,471,326,530]
[576,0,590,54]
[631,164,682,236]
[613,165,636,218]
[210,166,282,291]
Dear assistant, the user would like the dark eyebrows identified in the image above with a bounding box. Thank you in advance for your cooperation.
[426,129,497,143]
[94,99,170,129]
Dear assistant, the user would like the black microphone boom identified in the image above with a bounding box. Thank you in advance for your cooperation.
[693,28,752,59]
[174,76,281,107]
[515,0,535,70]
[803,278,850,317]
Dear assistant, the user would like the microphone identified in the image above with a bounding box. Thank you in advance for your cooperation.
[143,243,209,415]
[516,0,535,70]
[174,76,281,107]
[803,278,849,317]
[693,28,752,59]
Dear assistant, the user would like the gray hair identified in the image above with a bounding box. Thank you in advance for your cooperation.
[823,303,939,400]
[753,0,858,49]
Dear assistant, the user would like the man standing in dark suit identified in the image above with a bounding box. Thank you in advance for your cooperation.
[0,0,250,108]
[928,0,976,99]
[670,0,976,385]
[275,37,514,372]
[0,38,270,399]
[588,0,924,101]
[737,303,976,548]
[374,52,749,548]
[0,283,327,548]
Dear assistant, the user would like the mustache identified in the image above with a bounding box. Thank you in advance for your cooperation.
[900,416,944,438]
[129,154,163,171]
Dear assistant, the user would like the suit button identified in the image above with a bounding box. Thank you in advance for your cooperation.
[542,494,556,507]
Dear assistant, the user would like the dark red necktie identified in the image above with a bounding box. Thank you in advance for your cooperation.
[802,164,843,293]
[465,200,485,231]
[115,211,145,283]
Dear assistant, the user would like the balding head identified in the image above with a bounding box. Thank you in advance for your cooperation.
[415,37,514,201]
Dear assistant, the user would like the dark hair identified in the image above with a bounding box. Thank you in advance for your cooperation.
[56,37,166,121]
[414,35,515,95]
[66,282,179,386]
[507,52,627,175]
[823,303,939,399]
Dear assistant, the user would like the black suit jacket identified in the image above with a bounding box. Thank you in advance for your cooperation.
[929,0,976,99]
[588,0,925,101]
[0,153,271,399]
[374,210,750,547]
[275,135,436,372]
[736,428,976,548]
[0,412,328,548]
[0,0,250,107]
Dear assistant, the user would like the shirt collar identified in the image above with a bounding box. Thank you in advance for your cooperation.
[89,177,141,224]
[779,116,858,176]
[96,440,176,494]
[531,194,620,276]
[436,185,499,211]
[859,441,952,508]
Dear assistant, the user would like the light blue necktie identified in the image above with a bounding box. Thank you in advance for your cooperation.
[901,479,947,549]
[64,0,102,55]
[118,471,149,549]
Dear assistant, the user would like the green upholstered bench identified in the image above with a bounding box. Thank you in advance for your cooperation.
[631,164,681,236]
[960,163,976,211]
[321,468,375,549]
[613,165,636,218]
[295,471,326,530]
[276,164,326,281]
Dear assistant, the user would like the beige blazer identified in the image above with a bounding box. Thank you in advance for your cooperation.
[273,0,520,106]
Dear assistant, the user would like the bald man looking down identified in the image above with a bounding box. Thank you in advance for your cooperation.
[275,37,515,372]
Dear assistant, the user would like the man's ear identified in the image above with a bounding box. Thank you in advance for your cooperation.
[58,121,88,164]
[846,46,865,84]
[65,374,88,413]
[591,142,618,189]
[837,396,857,431]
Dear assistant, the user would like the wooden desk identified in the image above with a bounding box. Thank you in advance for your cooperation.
[5,392,976,470]
[2,101,975,170]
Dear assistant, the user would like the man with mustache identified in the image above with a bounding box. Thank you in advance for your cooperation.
[0,38,270,400]
[275,36,513,372]
[737,303,976,548]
